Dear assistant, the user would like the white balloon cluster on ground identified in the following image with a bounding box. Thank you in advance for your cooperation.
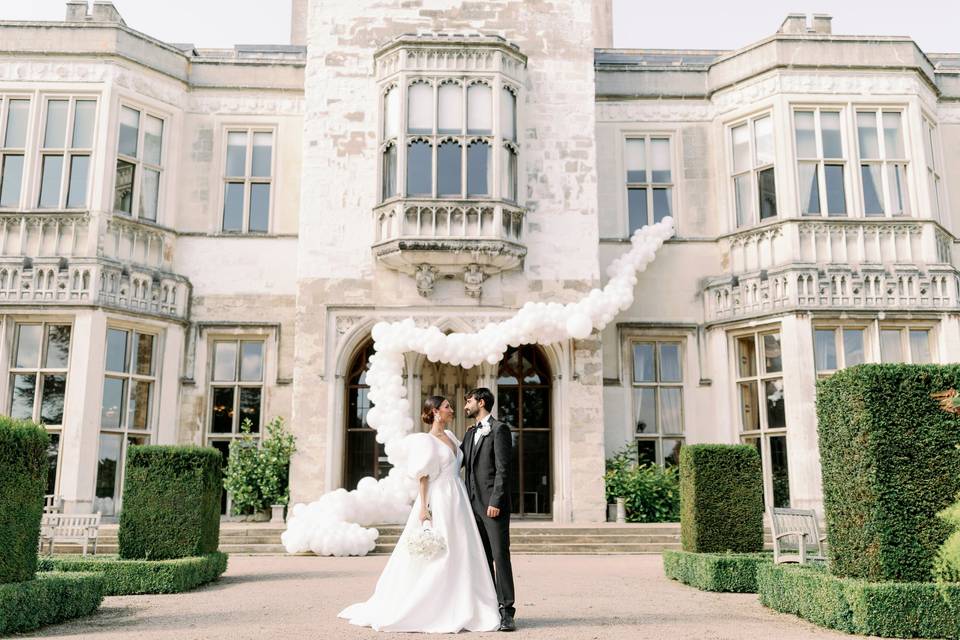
[281,217,675,555]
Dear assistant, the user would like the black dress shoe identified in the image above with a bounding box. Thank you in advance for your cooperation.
[498,612,516,632]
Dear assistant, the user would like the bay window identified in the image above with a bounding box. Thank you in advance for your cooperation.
[856,109,908,216]
[0,98,29,209]
[114,105,164,220]
[40,97,96,210]
[731,114,777,227]
[794,109,847,216]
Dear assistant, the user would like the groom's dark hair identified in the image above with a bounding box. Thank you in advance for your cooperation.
[466,387,495,412]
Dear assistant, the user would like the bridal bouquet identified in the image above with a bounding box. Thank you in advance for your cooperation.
[406,521,447,560]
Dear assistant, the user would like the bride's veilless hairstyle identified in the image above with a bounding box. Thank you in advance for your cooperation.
[421,395,447,426]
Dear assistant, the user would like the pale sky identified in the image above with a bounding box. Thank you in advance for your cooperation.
[1,0,957,53]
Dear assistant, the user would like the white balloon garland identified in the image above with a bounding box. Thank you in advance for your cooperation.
[281,217,675,555]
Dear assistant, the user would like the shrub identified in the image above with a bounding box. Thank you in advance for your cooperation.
[662,550,770,593]
[758,562,960,638]
[223,417,297,515]
[603,445,680,523]
[0,417,49,584]
[0,572,104,635]
[37,553,228,595]
[679,444,763,553]
[817,364,960,581]
[934,497,960,583]
[118,445,222,560]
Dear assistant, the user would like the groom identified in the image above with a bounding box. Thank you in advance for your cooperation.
[462,387,516,632]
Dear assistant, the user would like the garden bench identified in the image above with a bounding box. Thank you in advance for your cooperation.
[39,513,101,556]
[43,494,62,513]
[769,507,826,564]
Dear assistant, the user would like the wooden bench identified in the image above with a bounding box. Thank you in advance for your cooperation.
[39,513,101,556]
[769,507,826,564]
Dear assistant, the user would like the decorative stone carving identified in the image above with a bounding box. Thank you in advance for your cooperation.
[335,314,364,336]
[464,264,485,298]
[415,264,439,297]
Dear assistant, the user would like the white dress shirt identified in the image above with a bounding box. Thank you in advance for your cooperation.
[473,414,492,444]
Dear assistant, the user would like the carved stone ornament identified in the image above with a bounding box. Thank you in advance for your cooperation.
[415,264,438,297]
[464,264,485,299]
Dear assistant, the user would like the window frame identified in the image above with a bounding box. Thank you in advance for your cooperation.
[728,112,778,229]
[623,134,675,235]
[0,95,33,211]
[878,324,935,365]
[628,337,685,468]
[732,327,790,508]
[854,107,911,217]
[7,320,72,497]
[112,102,166,221]
[921,115,944,222]
[94,325,160,516]
[36,95,98,211]
[812,325,869,377]
[792,106,851,217]
[220,126,276,234]
[379,75,519,204]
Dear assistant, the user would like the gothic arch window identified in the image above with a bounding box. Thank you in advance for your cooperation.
[343,340,392,490]
[496,345,551,517]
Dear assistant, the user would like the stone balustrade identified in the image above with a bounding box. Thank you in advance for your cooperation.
[103,215,175,270]
[371,199,527,297]
[0,256,189,321]
[721,218,952,275]
[705,264,958,322]
[0,212,91,258]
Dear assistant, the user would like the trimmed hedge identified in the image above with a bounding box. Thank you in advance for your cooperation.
[817,364,960,581]
[118,445,222,560]
[935,499,960,583]
[0,571,104,635]
[0,417,49,584]
[662,550,770,592]
[758,562,960,638]
[679,444,763,553]
[37,552,228,595]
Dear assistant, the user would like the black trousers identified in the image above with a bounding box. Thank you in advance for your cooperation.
[472,502,515,618]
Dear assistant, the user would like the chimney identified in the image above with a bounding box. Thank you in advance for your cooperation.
[290,0,308,46]
[778,13,808,35]
[811,14,832,35]
[65,1,90,21]
[91,1,126,25]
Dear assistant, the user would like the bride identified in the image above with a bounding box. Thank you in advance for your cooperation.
[338,396,502,633]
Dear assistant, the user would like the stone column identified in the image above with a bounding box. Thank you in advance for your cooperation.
[781,313,823,514]
[567,335,606,523]
[59,309,107,514]
[155,323,184,445]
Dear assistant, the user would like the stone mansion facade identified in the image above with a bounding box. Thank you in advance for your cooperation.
[1,1,958,521]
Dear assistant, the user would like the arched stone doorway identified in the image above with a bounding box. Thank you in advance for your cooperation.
[419,361,482,440]
[342,340,392,490]
[496,345,552,518]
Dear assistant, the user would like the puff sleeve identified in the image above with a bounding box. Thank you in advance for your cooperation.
[402,432,441,481]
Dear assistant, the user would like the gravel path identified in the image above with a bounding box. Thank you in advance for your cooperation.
[24,555,871,639]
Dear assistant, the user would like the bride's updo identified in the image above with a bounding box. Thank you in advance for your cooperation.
[421,395,446,426]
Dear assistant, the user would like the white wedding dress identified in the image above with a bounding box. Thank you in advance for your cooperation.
[338,430,502,633]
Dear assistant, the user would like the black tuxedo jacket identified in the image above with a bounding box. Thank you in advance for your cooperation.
[461,416,513,513]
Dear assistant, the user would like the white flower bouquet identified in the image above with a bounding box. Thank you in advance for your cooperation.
[405,521,447,560]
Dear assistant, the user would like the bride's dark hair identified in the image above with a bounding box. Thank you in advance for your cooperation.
[421,395,446,426]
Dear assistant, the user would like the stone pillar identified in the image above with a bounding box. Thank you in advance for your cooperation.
[59,309,107,514]
[781,313,823,514]
[155,324,184,445]
[566,336,606,523]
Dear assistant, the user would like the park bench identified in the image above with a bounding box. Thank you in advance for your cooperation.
[769,507,826,564]
[39,513,101,556]
[43,494,62,514]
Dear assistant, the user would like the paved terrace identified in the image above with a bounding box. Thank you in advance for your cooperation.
[25,555,863,639]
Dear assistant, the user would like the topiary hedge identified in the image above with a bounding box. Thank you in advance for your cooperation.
[662,550,770,593]
[118,446,222,560]
[37,552,228,595]
[817,364,960,581]
[0,417,49,584]
[934,498,960,583]
[758,562,960,638]
[679,444,763,553]
[0,572,104,635]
